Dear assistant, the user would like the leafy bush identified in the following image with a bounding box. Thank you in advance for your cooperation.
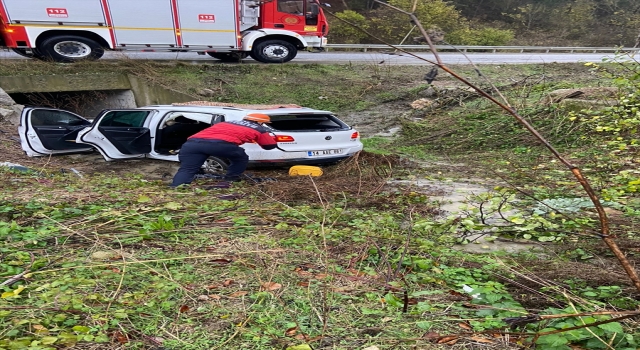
[328,10,369,44]
[447,27,515,45]
[366,0,467,43]
[573,60,640,154]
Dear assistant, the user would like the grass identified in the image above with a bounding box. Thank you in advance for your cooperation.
[0,168,517,349]
[0,59,617,116]
[2,58,640,349]
[1,155,639,349]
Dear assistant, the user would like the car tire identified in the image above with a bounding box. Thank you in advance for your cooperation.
[38,35,105,63]
[250,40,297,63]
[207,52,248,62]
[203,156,229,175]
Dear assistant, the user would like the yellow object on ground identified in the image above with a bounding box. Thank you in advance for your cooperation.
[289,165,323,177]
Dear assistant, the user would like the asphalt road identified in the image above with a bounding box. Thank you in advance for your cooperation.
[0,49,634,65]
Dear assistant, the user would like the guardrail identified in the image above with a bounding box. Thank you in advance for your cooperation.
[324,44,639,54]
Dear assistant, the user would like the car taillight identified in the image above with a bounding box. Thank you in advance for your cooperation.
[351,132,359,139]
[276,135,295,142]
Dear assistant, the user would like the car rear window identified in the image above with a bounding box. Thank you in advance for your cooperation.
[268,114,349,132]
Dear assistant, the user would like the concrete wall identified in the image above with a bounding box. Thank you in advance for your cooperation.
[0,74,132,94]
[127,75,194,107]
[0,87,22,125]
[80,89,137,117]
[0,74,196,125]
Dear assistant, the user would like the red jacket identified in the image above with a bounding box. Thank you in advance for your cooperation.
[189,120,277,150]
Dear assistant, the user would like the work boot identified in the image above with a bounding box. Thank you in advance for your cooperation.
[223,175,242,182]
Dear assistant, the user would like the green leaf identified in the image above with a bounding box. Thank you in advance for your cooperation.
[416,321,431,329]
[384,293,403,307]
[72,326,90,334]
[137,195,151,203]
[484,293,502,303]
[286,345,312,350]
[41,337,58,345]
[510,217,525,224]
[164,202,182,210]
[536,334,569,347]
[94,334,110,343]
[597,322,624,334]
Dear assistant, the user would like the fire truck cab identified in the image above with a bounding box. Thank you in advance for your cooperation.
[0,0,328,63]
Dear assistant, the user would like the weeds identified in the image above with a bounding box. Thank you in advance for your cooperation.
[1,149,639,349]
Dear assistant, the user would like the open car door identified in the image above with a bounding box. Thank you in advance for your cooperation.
[18,107,94,157]
[77,109,156,160]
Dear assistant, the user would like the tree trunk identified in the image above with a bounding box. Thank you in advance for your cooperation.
[635,29,640,48]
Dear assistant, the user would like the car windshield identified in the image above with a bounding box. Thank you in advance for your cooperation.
[267,114,349,132]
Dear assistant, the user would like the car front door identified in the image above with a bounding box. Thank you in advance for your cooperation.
[18,107,94,157]
[77,109,155,160]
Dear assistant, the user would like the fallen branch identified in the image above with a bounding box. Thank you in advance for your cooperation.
[504,310,640,328]
[0,252,34,287]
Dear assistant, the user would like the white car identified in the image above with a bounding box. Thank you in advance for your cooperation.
[18,104,363,173]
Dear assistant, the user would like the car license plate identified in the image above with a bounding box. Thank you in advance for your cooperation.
[307,149,344,157]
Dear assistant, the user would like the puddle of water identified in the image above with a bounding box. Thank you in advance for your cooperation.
[390,178,542,253]
[374,126,402,137]
[457,234,545,254]
[391,179,488,213]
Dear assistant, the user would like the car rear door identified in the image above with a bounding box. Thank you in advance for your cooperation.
[267,113,359,157]
[18,107,94,157]
[77,109,156,160]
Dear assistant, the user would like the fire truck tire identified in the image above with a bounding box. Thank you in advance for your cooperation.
[38,35,105,63]
[250,40,297,63]
[206,52,248,62]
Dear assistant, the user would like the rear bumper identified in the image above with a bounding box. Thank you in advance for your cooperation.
[247,153,356,168]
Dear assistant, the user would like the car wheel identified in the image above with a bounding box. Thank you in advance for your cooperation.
[250,40,297,63]
[207,52,248,62]
[202,156,229,175]
[38,35,105,63]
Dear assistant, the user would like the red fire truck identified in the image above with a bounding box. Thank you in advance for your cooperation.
[0,0,328,63]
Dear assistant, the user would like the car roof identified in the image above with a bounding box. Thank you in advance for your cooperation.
[143,105,333,115]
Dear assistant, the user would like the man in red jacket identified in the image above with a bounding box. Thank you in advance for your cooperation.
[170,113,277,187]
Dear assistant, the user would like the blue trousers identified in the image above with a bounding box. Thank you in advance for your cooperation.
[171,139,249,187]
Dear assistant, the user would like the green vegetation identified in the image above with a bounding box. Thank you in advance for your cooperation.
[1,57,640,349]
[326,0,639,46]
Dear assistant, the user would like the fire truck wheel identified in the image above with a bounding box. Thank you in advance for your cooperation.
[206,52,248,62]
[38,36,105,63]
[250,40,297,63]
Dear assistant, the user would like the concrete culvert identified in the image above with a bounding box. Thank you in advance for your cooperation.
[9,90,136,117]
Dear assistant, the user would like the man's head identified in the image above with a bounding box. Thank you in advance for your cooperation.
[243,113,270,124]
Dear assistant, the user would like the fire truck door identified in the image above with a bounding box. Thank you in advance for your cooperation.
[107,0,177,46]
[176,0,237,47]
[1,0,105,24]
